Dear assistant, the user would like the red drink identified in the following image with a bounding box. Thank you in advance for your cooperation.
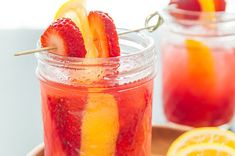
[163,43,235,127]
[40,78,153,156]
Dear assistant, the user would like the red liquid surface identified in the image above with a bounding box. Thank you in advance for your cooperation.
[40,78,153,156]
[163,44,235,127]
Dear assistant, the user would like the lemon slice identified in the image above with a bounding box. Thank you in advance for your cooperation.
[55,0,87,27]
[167,127,235,156]
[176,143,235,156]
[55,0,98,57]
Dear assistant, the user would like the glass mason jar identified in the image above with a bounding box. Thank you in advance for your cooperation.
[36,31,156,156]
[161,5,235,128]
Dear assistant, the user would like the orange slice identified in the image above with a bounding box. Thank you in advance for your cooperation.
[55,3,120,156]
[55,0,98,57]
[167,127,235,156]
[80,93,119,156]
[198,0,215,12]
[186,39,215,93]
[198,0,216,21]
[176,143,235,156]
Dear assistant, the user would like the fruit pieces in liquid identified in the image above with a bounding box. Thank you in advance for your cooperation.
[162,44,235,127]
[40,78,153,156]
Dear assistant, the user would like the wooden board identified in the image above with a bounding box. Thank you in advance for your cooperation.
[27,125,191,156]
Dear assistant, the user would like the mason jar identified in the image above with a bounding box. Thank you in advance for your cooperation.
[161,4,235,127]
[36,31,157,156]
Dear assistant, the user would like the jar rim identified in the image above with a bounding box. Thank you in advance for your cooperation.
[165,4,235,24]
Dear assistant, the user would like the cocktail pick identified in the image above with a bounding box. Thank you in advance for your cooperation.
[14,11,163,56]
[118,11,164,35]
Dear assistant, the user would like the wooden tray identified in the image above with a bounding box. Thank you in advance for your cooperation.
[27,125,191,156]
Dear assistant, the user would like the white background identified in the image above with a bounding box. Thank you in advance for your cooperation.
[0,0,168,29]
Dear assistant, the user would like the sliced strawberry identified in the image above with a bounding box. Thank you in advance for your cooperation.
[47,96,86,156]
[116,83,153,156]
[170,0,226,12]
[41,18,87,57]
[88,11,120,57]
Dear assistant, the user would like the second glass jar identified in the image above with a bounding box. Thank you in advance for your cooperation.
[161,6,235,127]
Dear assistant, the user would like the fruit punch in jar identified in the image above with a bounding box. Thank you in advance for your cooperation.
[36,2,156,156]
[162,0,235,127]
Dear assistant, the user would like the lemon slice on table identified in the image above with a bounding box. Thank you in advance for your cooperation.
[55,0,98,57]
[176,143,235,156]
[167,127,235,156]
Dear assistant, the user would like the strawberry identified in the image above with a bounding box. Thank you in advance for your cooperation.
[88,11,120,57]
[47,96,86,156]
[41,18,87,57]
[170,0,226,12]
[116,84,153,156]
[170,0,201,12]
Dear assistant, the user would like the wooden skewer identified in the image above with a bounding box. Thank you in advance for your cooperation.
[14,11,163,57]
[14,47,56,56]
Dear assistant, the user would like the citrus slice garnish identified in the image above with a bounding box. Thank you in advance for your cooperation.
[55,0,87,32]
[198,0,216,21]
[80,93,119,156]
[198,0,215,12]
[55,0,98,57]
[186,39,216,93]
[167,127,235,156]
[53,2,121,155]
[176,143,235,156]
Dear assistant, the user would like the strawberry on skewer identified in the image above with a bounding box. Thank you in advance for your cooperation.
[40,12,120,58]
[88,11,120,57]
[40,18,87,57]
